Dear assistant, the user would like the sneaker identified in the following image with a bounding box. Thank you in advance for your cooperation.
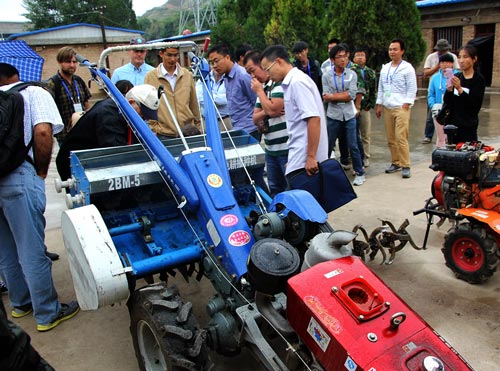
[385,164,402,173]
[402,167,411,178]
[11,303,33,318]
[363,158,370,167]
[341,162,351,171]
[46,251,59,261]
[0,281,7,293]
[353,174,366,186]
[37,301,80,332]
[422,137,432,144]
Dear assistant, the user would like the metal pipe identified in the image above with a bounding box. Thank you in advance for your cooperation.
[131,245,203,276]
[98,41,199,70]
[159,87,190,151]
[108,222,143,237]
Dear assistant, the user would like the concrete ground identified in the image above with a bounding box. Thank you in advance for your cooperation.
[3,92,500,370]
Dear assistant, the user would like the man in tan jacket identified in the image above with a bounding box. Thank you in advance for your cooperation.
[144,45,201,139]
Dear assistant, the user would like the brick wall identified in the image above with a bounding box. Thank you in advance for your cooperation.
[494,26,500,87]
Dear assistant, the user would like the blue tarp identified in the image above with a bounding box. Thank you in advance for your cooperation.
[0,40,44,81]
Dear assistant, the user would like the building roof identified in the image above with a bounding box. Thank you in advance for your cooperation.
[8,23,144,45]
[0,21,30,40]
[416,0,473,7]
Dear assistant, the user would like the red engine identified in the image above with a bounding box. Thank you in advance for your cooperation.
[287,257,473,371]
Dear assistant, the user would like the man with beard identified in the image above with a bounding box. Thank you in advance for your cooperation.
[47,46,91,143]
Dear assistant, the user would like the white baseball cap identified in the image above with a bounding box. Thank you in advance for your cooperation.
[126,84,159,120]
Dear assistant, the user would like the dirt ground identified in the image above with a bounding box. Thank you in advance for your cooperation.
[3,92,500,370]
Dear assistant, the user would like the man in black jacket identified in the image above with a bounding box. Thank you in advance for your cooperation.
[292,41,322,94]
[56,84,159,180]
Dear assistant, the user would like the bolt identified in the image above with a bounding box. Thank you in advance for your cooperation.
[359,315,365,320]
[385,301,391,307]
[331,287,338,293]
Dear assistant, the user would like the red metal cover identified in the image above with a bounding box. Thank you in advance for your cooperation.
[287,257,473,371]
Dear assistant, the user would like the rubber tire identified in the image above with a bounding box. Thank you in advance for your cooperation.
[128,283,212,371]
[442,223,499,284]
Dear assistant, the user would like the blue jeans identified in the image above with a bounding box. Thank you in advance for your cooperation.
[327,117,364,175]
[0,162,61,324]
[266,153,288,197]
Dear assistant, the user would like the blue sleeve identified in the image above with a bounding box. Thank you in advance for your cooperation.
[428,76,436,108]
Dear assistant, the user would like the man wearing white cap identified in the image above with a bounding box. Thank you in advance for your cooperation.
[421,39,460,144]
[111,37,154,85]
[56,84,159,180]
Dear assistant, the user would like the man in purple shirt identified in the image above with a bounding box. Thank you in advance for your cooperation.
[207,44,258,139]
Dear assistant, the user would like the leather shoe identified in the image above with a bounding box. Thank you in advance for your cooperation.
[385,164,402,174]
[46,251,59,261]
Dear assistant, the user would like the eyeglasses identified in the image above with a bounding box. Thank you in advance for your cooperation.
[209,57,223,66]
[263,60,277,73]
[334,54,348,60]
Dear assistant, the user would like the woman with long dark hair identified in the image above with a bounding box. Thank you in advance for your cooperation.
[442,44,486,142]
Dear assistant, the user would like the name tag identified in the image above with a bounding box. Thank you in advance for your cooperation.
[73,103,83,112]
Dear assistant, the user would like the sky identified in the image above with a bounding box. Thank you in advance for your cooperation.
[0,0,167,22]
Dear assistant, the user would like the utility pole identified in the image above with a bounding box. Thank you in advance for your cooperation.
[98,6,110,73]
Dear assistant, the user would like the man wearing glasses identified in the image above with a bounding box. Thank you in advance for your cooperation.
[145,45,201,139]
[322,45,364,186]
[260,45,328,180]
[207,44,258,139]
[111,37,154,85]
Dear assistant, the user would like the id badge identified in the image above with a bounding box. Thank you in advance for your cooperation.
[73,103,83,112]
[384,87,391,98]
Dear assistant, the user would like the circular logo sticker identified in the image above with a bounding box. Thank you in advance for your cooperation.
[228,230,251,246]
[207,173,223,188]
[220,214,238,227]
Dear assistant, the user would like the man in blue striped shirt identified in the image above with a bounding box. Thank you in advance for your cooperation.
[375,39,417,179]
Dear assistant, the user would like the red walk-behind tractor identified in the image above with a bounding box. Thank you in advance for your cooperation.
[416,126,500,284]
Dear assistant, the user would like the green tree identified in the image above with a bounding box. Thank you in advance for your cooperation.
[211,0,274,55]
[326,0,425,69]
[263,0,326,59]
[22,0,138,30]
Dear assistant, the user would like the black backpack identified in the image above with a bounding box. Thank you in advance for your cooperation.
[0,83,36,178]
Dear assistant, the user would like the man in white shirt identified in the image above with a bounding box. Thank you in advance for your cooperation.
[260,45,328,178]
[0,63,80,332]
[375,39,417,179]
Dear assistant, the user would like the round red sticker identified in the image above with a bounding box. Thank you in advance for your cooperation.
[228,230,251,246]
[207,174,223,188]
[220,214,238,227]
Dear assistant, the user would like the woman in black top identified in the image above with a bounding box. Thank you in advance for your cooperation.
[443,44,485,143]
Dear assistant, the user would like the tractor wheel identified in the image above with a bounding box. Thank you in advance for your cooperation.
[128,283,212,371]
[442,223,499,284]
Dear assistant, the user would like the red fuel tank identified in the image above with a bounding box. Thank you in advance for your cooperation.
[287,257,473,371]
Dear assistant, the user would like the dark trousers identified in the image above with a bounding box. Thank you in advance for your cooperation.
[424,107,434,139]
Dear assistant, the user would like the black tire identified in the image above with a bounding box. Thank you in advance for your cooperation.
[442,223,499,284]
[128,283,212,371]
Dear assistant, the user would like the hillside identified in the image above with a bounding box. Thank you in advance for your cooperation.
[140,0,182,20]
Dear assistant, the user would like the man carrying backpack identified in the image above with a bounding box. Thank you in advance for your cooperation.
[0,63,80,332]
